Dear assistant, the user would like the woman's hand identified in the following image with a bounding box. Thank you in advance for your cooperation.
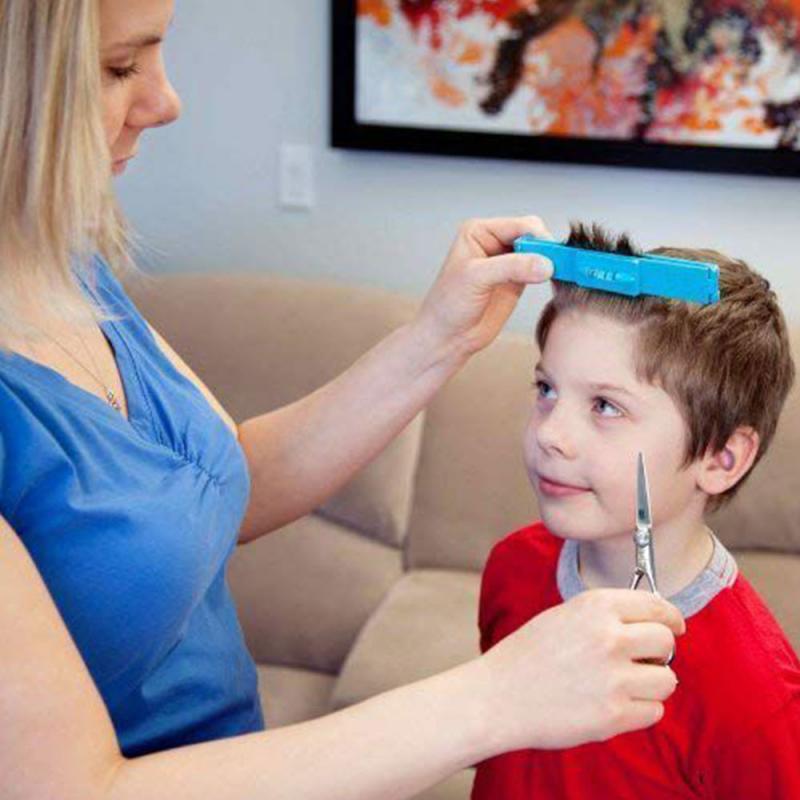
[472,589,684,754]
[413,216,555,362]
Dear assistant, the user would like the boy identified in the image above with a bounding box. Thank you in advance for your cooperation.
[472,223,800,798]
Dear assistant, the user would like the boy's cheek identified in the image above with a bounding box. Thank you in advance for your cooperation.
[521,432,539,482]
[650,468,699,524]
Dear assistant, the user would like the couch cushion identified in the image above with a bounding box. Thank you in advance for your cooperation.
[406,333,539,572]
[127,273,424,549]
[318,411,425,549]
[735,550,800,652]
[228,514,402,673]
[331,570,480,710]
[256,665,336,728]
[413,771,474,800]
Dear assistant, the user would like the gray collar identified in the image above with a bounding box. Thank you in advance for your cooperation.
[556,531,738,618]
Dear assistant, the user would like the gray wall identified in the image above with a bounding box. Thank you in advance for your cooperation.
[117,1,800,331]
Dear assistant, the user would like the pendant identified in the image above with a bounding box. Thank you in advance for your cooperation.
[106,390,123,412]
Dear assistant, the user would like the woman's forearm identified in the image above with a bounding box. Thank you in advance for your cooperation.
[109,659,490,800]
[236,319,467,542]
[236,216,557,543]
[107,589,683,800]
[5,504,681,800]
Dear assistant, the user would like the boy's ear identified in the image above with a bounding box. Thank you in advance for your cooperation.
[697,427,760,499]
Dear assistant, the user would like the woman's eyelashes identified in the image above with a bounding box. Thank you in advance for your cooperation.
[533,379,625,420]
[107,63,142,83]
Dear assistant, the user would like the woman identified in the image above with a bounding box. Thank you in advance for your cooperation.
[0,1,682,798]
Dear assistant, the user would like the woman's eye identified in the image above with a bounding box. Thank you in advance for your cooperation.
[107,63,141,82]
[593,397,623,418]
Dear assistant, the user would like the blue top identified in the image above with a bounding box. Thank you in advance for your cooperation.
[0,257,265,757]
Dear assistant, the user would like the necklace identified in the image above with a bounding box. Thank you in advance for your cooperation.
[32,325,124,414]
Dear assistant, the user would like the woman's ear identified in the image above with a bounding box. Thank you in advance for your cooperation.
[697,427,760,499]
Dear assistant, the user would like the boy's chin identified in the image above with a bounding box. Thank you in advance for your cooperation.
[538,498,628,542]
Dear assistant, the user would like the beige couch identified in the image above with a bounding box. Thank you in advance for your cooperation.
[130,273,800,800]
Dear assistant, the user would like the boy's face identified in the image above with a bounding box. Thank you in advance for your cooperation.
[524,309,704,542]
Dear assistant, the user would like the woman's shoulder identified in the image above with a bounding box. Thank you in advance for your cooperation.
[82,255,139,313]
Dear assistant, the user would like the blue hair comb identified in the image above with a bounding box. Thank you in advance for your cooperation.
[514,235,720,305]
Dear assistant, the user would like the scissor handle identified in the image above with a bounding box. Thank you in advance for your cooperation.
[629,572,676,666]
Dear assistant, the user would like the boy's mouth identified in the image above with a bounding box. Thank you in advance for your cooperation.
[536,472,592,499]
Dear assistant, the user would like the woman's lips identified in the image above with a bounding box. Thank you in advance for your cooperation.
[112,153,136,174]
[537,473,591,498]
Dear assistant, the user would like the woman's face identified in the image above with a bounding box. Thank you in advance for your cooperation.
[100,0,181,175]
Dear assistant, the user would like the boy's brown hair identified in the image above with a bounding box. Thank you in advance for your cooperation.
[535,223,795,508]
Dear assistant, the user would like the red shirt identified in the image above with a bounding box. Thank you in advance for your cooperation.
[472,523,800,799]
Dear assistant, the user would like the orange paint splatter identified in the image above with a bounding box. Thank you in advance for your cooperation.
[522,16,658,138]
[769,0,800,22]
[744,117,769,134]
[430,75,468,107]
[376,2,800,145]
[358,0,392,27]
[649,52,760,141]
[458,39,486,64]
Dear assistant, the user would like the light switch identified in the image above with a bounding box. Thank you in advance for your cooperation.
[279,144,315,210]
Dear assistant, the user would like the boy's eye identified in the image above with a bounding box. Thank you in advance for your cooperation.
[593,396,623,418]
[534,379,557,401]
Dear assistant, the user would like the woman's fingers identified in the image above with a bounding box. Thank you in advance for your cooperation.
[610,700,667,738]
[459,215,556,257]
[412,213,555,358]
[600,589,686,635]
[467,252,554,288]
[624,663,679,703]
[476,588,684,753]
[619,621,678,663]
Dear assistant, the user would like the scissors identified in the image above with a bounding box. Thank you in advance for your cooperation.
[630,452,675,665]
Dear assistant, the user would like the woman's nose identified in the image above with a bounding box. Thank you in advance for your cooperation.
[149,76,182,128]
[130,69,182,131]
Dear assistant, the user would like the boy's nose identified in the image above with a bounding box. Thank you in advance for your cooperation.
[535,408,575,459]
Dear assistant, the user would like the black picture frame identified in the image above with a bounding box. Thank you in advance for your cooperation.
[330,1,800,179]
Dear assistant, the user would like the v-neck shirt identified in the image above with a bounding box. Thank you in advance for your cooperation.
[0,257,264,756]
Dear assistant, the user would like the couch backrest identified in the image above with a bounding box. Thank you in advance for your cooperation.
[129,273,800,652]
[128,273,425,673]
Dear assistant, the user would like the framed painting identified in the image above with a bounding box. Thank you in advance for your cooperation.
[331,1,800,177]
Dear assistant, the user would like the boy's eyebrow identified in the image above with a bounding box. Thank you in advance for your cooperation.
[534,362,638,398]
[587,381,637,398]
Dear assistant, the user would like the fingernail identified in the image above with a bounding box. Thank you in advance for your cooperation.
[536,257,554,278]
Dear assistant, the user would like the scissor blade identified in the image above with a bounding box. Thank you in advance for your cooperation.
[637,452,652,529]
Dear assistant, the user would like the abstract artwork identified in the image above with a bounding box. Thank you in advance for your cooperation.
[331,1,800,176]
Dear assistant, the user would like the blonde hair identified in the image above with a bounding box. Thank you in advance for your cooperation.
[0,0,135,343]
[536,223,796,509]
